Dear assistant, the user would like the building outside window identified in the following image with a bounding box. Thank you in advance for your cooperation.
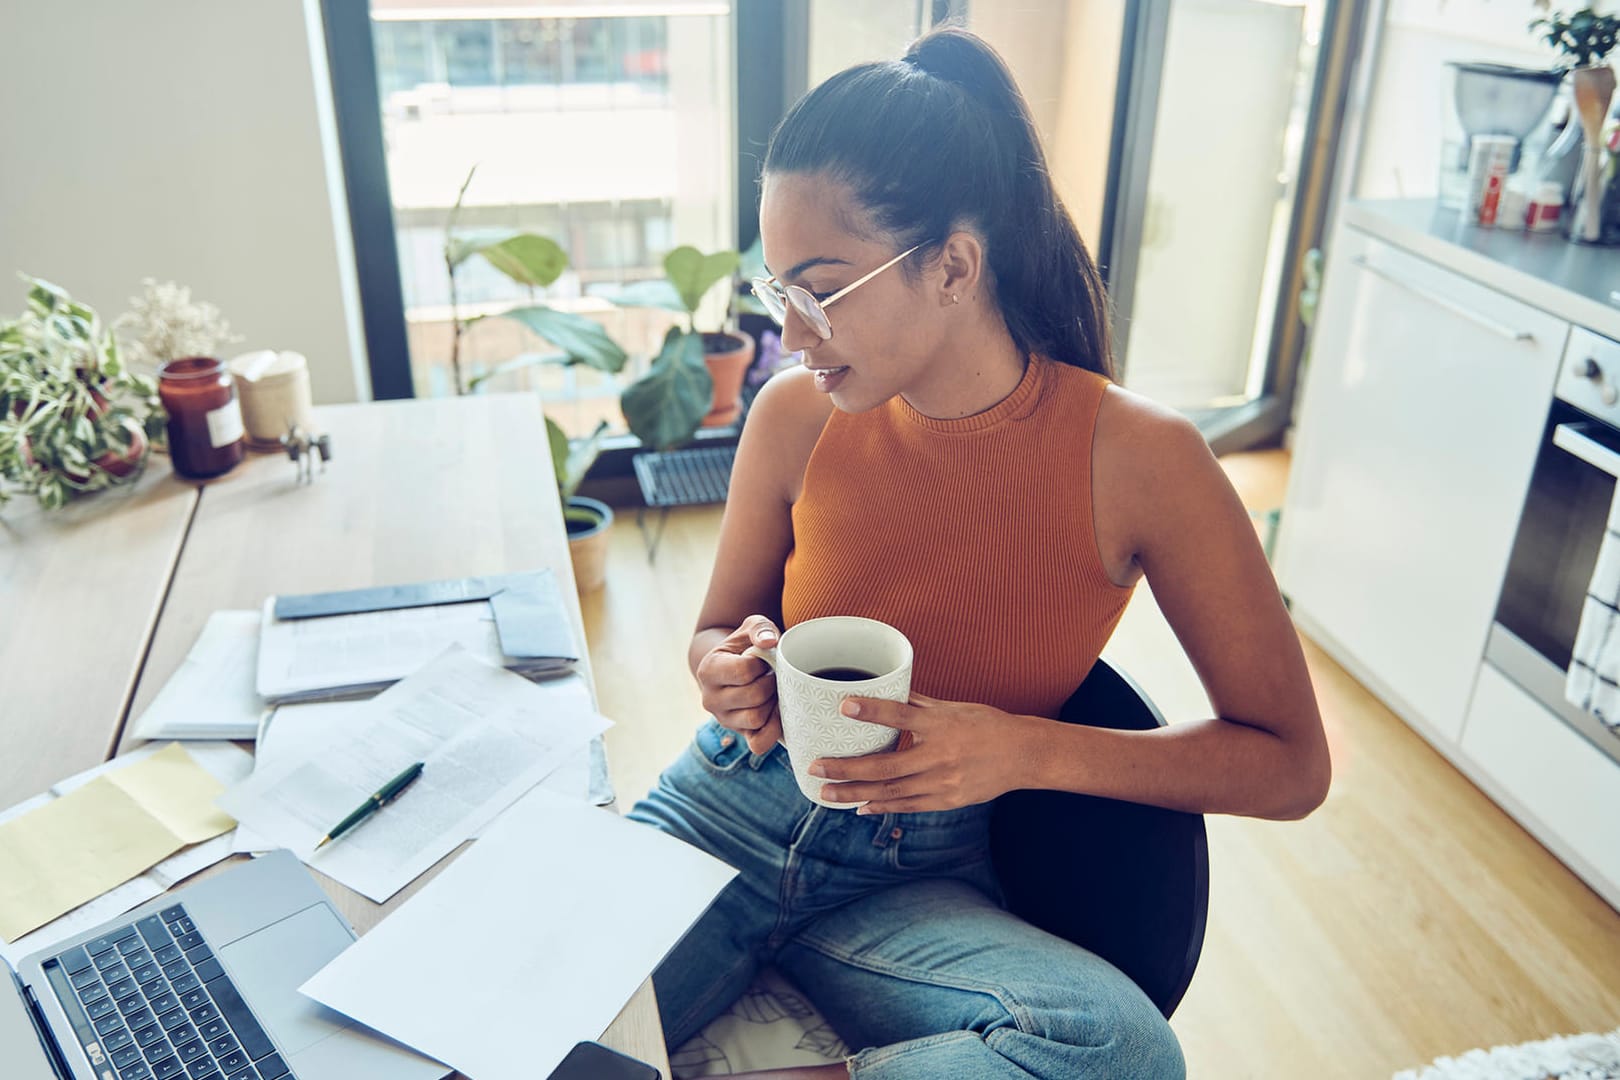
[370,0,733,438]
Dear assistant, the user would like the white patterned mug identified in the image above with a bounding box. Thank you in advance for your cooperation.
[744,616,913,808]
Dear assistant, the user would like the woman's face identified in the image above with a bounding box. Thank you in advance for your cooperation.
[758,172,945,413]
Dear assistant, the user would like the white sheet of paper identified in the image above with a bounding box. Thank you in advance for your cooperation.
[301,788,738,1080]
[231,701,376,854]
[232,696,594,853]
[218,649,610,901]
[129,611,267,741]
[0,742,256,965]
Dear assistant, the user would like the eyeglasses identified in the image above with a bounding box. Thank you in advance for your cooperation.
[750,245,921,341]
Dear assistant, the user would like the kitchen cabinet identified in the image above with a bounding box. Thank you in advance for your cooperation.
[1460,664,1620,908]
[1277,227,1569,743]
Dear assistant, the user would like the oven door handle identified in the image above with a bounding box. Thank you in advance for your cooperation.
[1351,255,1537,343]
[1554,422,1620,478]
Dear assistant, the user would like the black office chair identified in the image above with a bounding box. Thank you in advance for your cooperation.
[990,658,1210,1019]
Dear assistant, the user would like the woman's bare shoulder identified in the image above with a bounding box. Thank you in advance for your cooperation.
[1091,381,1223,579]
[737,365,836,501]
[1094,381,1205,461]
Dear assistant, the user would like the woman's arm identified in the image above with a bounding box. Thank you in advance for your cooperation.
[687,367,832,750]
[816,389,1330,820]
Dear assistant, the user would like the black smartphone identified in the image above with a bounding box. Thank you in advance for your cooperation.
[547,1040,662,1079]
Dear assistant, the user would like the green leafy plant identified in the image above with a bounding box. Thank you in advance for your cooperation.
[1531,6,1620,68]
[735,235,769,319]
[549,417,609,526]
[441,167,626,528]
[1299,248,1324,330]
[0,276,163,510]
[610,245,741,451]
[444,167,627,396]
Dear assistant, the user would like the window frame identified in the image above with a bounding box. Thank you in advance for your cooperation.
[321,1,797,411]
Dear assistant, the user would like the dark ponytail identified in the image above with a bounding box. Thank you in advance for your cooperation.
[763,27,1114,380]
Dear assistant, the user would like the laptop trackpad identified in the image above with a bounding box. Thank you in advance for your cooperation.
[218,904,357,1056]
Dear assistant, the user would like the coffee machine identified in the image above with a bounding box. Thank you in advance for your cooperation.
[1439,61,1565,208]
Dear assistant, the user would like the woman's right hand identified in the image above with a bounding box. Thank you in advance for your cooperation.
[695,615,782,753]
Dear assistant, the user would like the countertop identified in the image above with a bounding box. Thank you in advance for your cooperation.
[1342,199,1620,342]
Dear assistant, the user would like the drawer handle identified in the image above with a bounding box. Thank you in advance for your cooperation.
[1553,422,1620,479]
[1351,255,1536,344]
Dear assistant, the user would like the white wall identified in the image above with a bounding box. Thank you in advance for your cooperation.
[1050,0,1126,245]
[808,1,922,85]
[0,0,368,404]
[1353,0,1592,198]
[972,0,1121,246]
[969,1,1070,149]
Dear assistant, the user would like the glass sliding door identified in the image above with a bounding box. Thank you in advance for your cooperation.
[1101,0,1363,450]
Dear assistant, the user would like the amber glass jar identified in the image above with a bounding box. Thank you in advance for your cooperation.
[158,357,245,478]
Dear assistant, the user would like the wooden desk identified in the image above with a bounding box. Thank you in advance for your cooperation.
[3,393,669,1075]
[0,463,196,806]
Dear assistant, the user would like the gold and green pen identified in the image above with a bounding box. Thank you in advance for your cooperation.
[314,761,425,850]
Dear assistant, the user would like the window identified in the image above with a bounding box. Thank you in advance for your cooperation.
[442,20,497,87]
[368,1,733,433]
[498,20,562,86]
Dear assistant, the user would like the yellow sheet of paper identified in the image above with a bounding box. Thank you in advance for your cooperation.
[0,744,239,942]
[0,778,182,942]
[106,743,236,845]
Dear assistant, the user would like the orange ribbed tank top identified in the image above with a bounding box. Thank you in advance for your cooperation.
[780,356,1134,720]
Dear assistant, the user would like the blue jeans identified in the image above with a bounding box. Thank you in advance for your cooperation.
[626,720,1186,1079]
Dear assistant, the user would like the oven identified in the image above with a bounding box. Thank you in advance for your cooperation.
[1490,327,1620,766]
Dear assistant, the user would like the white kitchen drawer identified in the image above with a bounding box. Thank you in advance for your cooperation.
[1462,663,1620,906]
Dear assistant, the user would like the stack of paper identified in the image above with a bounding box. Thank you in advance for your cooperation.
[130,610,266,741]
[301,788,738,1080]
[0,743,252,961]
[219,647,610,902]
[256,570,578,705]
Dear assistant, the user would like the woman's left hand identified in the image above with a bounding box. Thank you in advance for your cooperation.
[811,693,1037,814]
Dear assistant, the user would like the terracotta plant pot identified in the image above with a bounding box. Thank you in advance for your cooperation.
[92,418,149,479]
[24,396,150,485]
[701,331,756,428]
[565,495,613,592]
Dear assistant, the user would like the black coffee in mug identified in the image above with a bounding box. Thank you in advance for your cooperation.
[808,666,880,681]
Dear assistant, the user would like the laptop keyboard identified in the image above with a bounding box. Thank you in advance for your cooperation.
[632,445,737,507]
[41,904,294,1080]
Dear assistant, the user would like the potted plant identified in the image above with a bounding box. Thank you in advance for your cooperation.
[611,245,755,450]
[445,168,628,395]
[1531,5,1620,241]
[552,418,613,591]
[442,167,628,589]
[0,276,164,510]
[114,279,242,371]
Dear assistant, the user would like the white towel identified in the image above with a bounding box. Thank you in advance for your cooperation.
[1565,504,1620,730]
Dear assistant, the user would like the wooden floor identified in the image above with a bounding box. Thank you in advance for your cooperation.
[581,450,1620,1078]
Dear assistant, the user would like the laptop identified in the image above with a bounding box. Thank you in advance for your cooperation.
[2,851,447,1080]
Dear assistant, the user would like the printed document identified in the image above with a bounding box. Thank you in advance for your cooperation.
[217,647,610,902]
[301,788,737,1080]
[0,743,241,944]
[129,610,266,740]
[235,698,594,853]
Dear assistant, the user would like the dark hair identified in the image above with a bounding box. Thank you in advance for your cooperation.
[763,27,1114,380]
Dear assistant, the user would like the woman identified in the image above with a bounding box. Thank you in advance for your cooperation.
[627,26,1329,1080]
